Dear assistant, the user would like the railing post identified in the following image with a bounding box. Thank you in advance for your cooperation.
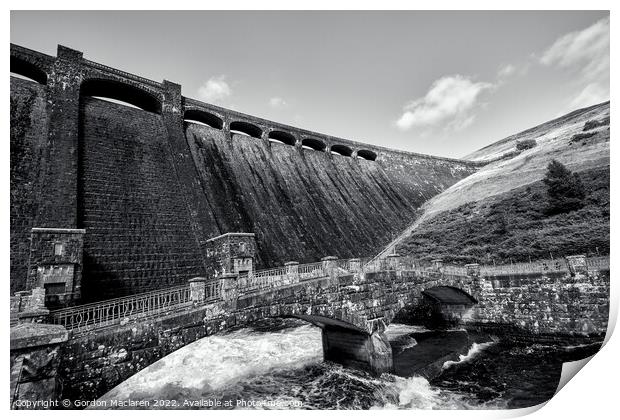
[321,256,338,282]
[219,273,239,310]
[566,255,587,276]
[285,261,300,284]
[348,258,361,273]
[188,277,207,304]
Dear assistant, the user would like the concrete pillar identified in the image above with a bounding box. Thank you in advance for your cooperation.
[386,253,401,271]
[321,326,393,375]
[219,273,239,310]
[188,277,206,304]
[431,259,444,273]
[566,255,587,276]
[348,258,362,273]
[285,261,300,284]
[322,256,338,279]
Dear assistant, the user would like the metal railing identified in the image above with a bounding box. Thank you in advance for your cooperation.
[586,256,610,272]
[238,267,288,294]
[205,279,223,301]
[49,284,192,331]
[363,258,390,272]
[442,265,468,276]
[298,262,325,280]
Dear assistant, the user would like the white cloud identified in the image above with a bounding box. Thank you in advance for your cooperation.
[497,64,516,79]
[197,76,231,103]
[269,97,287,108]
[540,17,609,111]
[540,17,609,82]
[395,75,493,131]
[568,83,609,109]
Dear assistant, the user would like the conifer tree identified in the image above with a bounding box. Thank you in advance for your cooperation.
[543,160,586,214]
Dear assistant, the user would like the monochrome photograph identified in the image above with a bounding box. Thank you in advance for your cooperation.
[8,5,613,413]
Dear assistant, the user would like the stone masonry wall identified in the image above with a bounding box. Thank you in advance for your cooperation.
[10,78,50,294]
[77,98,205,300]
[470,270,610,338]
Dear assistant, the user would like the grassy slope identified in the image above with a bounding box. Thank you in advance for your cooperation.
[385,101,610,264]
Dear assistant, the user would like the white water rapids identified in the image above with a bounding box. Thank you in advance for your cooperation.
[95,321,507,409]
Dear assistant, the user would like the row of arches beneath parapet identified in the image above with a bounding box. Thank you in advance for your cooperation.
[185,113,377,160]
[10,54,377,161]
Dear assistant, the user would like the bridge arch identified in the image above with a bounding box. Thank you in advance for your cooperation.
[422,286,478,305]
[230,121,262,139]
[301,137,326,152]
[330,144,353,157]
[184,109,224,129]
[80,78,162,113]
[357,150,377,161]
[10,56,48,85]
[268,130,296,146]
[417,286,478,329]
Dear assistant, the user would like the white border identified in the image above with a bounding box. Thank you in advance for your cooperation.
[3,2,617,420]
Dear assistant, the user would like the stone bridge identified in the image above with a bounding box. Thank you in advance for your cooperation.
[10,250,609,409]
[10,253,483,407]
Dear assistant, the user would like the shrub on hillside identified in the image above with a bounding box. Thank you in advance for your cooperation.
[516,139,537,150]
[583,116,610,131]
[570,131,597,144]
[543,160,586,215]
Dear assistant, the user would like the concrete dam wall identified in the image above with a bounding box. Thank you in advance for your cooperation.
[10,43,480,300]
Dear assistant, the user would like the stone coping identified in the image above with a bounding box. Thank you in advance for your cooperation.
[10,323,69,350]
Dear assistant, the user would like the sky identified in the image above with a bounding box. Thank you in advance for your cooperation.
[10,11,610,158]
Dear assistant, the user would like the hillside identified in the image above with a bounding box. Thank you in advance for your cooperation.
[380,101,610,264]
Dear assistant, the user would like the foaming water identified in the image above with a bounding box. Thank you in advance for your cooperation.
[384,323,429,340]
[97,320,597,410]
[99,319,322,406]
[385,323,427,354]
[442,341,496,370]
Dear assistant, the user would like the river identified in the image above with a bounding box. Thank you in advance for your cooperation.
[97,319,600,410]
